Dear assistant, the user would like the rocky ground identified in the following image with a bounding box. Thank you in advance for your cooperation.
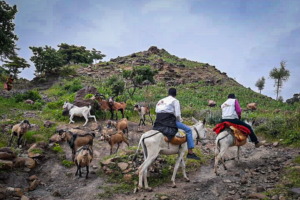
[1,119,299,200]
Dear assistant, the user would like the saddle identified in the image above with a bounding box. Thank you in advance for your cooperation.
[229,126,248,146]
[164,130,187,145]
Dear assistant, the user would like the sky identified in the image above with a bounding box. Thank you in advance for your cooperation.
[5,0,300,100]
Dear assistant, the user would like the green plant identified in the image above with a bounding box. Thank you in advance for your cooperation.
[14,89,42,103]
[53,143,64,153]
[62,160,73,168]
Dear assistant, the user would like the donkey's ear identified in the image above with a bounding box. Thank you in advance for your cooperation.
[192,117,198,124]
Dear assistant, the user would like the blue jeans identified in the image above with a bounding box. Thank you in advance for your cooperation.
[176,121,194,149]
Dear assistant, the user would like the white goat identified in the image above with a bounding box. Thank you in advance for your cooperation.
[63,102,97,126]
[134,104,153,126]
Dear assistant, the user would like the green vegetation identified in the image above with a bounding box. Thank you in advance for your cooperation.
[62,160,73,168]
[53,143,64,153]
[255,76,266,94]
[269,61,290,100]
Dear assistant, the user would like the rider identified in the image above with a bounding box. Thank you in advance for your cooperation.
[221,94,263,148]
[154,88,200,160]
[5,74,14,91]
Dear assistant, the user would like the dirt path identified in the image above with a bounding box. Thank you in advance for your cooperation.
[2,120,299,200]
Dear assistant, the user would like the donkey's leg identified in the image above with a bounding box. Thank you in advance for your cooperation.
[237,146,240,164]
[179,150,189,182]
[217,145,229,173]
[171,152,184,188]
[149,114,153,125]
[140,155,157,191]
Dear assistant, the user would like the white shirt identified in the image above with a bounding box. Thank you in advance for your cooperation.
[155,96,183,122]
[221,99,238,119]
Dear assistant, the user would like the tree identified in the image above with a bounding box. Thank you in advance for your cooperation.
[269,61,290,100]
[255,76,265,93]
[0,1,19,61]
[57,43,105,65]
[106,75,125,96]
[29,45,64,75]
[2,56,30,77]
[122,65,158,98]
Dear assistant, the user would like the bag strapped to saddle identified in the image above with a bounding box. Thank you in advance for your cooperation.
[164,130,187,145]
[229,126,247,146]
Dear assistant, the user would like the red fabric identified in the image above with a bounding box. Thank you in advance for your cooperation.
[213,121,251,135]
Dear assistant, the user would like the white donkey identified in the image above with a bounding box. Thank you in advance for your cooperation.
[63,102,97,126]
[133,117,207,191]
[214,120,253,175]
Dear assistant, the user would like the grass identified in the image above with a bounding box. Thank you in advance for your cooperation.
[62,160,73,168]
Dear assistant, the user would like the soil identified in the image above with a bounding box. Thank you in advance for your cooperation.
[1,120,299,200]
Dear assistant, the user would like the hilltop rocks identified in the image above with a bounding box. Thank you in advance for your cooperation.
[148,46,160,54]
[75,86,98,100]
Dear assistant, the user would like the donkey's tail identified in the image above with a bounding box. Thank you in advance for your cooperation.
[132,134,144,162]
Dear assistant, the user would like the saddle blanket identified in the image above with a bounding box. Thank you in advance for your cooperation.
[213,121,251,136]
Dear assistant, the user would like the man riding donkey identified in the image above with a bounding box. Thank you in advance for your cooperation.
[153,88,201,160]
[4,74,14,91]
[217,93,263,148]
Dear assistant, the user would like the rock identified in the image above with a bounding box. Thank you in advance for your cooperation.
[241,177,248,184]
[101,159,114,166]
[0,152,15,160]
[0,147,14,155]
[160,196,169,200]
[290,187,300,195]
[49,134,62,143]
[14,188,23,197]
[272,195,279,200]
[0,160,13,170]
[28,152,42,159]
[208,100,217,107]
[28,175,38,181]
[148,46,160,54]
[273,142,279,147]
[123,168,133,174]
[90,123,100,131]
[279,196,286,200]
[13,157,35,169]
[52,189,61,197]
[228,190,236,195]
[256,186,265,192]
[29,179,40,191]
[92,165,98,169]
[195,188,201,191]
[118,162,128,171]
[248,193,268,199]
[44,120,55,128]
[223,179,232,183]
[21,195,29,200]
[123,174,132,181]
[24,99,34,104]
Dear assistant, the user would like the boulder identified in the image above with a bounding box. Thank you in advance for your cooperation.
[28,175,38,181]
[0,152,15,160]
[0,147,14,154]
[29,179,40,191]
[123,174,132,181]
[0,160,13,170]
[118,162,128,171]
[75,86,99,100]
[24,99,34,104]
[44,120,55,128]
[148,46,160,54]
[248,193,268,199]
[208,100,217,107]
[49,134,62,143]
[13,157,35,169]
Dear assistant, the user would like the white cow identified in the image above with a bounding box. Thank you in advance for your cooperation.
[133,117,207,191]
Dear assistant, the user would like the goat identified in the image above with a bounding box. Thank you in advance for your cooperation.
[274,109,281,114]
[108,96,126,120]
[107,118,129,137]
[208,100,216,107]
[92,93,112,120]
[8,120,31,147]
[58,130,95,163]
[246,103,257,111]
[63,102,97,126]
[103,131,129,155]
[134,104,153,126]
[75,145,93,179]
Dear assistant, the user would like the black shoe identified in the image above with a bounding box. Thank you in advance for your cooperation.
[187,153,200,160]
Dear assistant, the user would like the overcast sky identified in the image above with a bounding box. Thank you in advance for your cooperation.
[6,0,300,100]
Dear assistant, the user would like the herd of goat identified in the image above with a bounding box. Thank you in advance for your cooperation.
[8,93,153,179]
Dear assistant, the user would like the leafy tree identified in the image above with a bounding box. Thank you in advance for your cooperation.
[57,43,105,65]
[0,1,19,61]
[269,61,290,100]
[255,76,265,93]
[29,45,64,75]
[106,75,125,97]
[122,65,158,98]
[2,56,30,77]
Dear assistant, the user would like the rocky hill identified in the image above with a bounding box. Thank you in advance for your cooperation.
[76,46,241,88]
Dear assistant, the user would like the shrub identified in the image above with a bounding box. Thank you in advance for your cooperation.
[53,143,64,153]
[14,89,41,103]
[62,160,73,168]
[63,79,83,93]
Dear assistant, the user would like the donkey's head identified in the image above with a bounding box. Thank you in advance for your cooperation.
[192,117,207,145]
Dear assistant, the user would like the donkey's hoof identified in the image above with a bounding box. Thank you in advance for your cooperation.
[146,187,153,192]
[172,184,177,188]
[214,172,219,176]
[185,178,190,182]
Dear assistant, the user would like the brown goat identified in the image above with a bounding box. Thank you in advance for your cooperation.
[274,109,281,114]
[107,118,129,136]
[104,131,129,155]
[75,145,93,179]
[247,103,257,111]
[9,120,31,147]
[58,130,95,163]
[108,96,126,120]
[92,94,112,120]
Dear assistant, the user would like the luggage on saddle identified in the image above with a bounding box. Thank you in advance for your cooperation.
[164,129,187,145]
[213,122,250,146]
